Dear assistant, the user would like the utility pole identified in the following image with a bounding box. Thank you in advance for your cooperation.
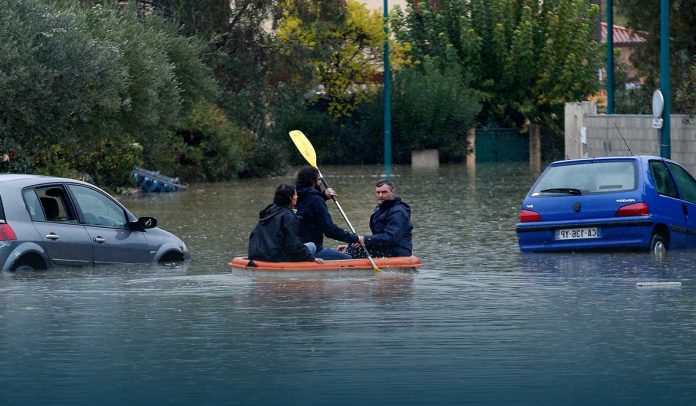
[383,0,392,179]
[606,0,614,114]
[660,0,671,158]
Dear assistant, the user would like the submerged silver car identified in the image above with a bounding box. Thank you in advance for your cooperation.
[0,174,190,271]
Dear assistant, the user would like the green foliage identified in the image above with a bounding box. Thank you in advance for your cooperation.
[0,0,128,152]
[83,5,215,151]
[276,0,409,121]
[79,139,144,192]
[279,109,338,164]
[163,0,232,37]
[612,56,652,115]
[171,102,252,181]
[0,139,34,174]
[200,1,288,127]
[393,0,602,134]
[393,62,480,162]
[676,63,696,120]
[0,0,243,188]
[31,144,84,181]
[277,100,383,165]
[239,137,290,178]
[616,0,696,114]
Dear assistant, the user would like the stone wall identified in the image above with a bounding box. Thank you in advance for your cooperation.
[565,102,696,173]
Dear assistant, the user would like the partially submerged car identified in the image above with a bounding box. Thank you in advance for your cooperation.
[516,156,696,255]
[0,174,189,271]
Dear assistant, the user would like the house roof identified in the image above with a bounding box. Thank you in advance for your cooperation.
[601,22,646,46]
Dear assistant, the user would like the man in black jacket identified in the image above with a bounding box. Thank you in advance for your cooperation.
[248,184,324,263]
[295,166,363,260]
[347,179,413,258]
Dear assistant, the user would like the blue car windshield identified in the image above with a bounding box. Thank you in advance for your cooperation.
[531,161,637,195]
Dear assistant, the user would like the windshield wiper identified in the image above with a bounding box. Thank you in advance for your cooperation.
[540,188,582,195]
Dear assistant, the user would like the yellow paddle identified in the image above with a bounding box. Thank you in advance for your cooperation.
[289,130,381,272]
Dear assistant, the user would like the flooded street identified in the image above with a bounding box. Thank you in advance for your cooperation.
[1,164,695,405]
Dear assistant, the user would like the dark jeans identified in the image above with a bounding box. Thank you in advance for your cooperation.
[316,247,352,260]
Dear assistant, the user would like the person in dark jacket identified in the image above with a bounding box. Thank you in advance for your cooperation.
[295,166,363,260]
[248,184,324,263]
[346,179,413,258]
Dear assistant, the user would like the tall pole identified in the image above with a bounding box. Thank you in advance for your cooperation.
[383,0,392,179]
[660,0,671,158]
[606,0,614,114]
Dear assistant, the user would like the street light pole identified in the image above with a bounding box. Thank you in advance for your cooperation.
[383,0,392,179]
[660,0,671,158]
[606,0,614,114]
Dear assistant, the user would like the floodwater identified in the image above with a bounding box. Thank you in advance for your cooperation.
[1,164,696,405]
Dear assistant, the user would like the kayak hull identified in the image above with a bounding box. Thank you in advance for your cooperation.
[229,256,421,271]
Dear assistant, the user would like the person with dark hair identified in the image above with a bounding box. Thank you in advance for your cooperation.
[295,166,363,260]
[346,179,412,258]
[248,184,324,263]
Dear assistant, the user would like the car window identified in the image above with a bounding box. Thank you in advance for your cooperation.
[667,163,696,204]
[531,161,636,195]
[22,188,46,221]
[67,185,126,228]
[649,160,679,198]
[35,186,77,223]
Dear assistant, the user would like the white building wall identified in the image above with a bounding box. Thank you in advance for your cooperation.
[565,101,696,173]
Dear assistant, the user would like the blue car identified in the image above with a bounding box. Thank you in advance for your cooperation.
[516,156,696,255]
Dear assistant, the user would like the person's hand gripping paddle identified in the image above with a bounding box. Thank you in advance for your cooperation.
[289,130,381,272]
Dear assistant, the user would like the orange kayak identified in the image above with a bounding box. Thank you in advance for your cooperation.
[229,255,421,271]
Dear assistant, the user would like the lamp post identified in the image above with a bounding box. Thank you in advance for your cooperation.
[606,0,614,114]
[660,0,670,158]
[383,0,392,179]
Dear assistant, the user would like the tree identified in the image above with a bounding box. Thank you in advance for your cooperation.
[676,64,696,119]
[393,0,602,134]
[616,0,696,114]
[276,0,409,120]
[393,61,480,162]
[0,0,224,185]
[0,0,129,166]
[108,0,298,176]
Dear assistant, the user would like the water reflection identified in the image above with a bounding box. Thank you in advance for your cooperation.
[1,164,696,405]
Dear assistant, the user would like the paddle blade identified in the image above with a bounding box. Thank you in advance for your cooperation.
[289,130,318,168]
[368,256,381,272]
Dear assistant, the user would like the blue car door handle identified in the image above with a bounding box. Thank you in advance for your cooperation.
[45,233,60,241]
[93,236,106,244]
[683,203,688,216]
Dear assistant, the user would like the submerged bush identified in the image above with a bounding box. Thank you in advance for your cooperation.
[171,102,253,181]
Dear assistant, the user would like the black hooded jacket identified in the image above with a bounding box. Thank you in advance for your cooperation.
[295,186,358,252]
[248,203,314,262]
[364,196,413,257]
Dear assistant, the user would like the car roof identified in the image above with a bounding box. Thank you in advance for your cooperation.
[548,155,666,166]
[0,174,93,188]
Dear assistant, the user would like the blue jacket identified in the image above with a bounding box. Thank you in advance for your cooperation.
[365,196,412,257]
[296,186,358,252]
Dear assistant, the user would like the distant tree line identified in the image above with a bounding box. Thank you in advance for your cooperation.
[5,0,670,190]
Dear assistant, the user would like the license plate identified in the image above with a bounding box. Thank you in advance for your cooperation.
[555,227,599,240]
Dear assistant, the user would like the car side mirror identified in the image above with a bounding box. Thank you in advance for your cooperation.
[129,216,157,231]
